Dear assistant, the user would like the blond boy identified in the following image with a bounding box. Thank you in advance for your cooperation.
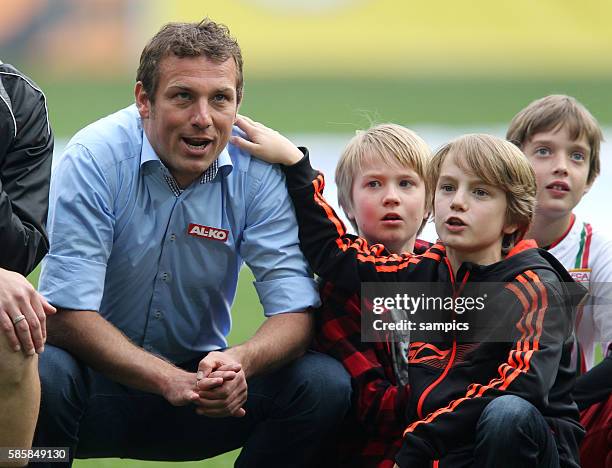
[235,122,584,468]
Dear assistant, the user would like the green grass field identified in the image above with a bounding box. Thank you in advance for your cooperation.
[40,76,612,138]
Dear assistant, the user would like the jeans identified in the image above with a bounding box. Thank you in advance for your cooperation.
[439,395,560,468]
[33,345,351,468]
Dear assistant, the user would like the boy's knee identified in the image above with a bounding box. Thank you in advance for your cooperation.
[478,395,539,432]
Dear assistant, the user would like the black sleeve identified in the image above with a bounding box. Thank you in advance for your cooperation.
[0,65,53,275]
[573,355,612,410]
[281,150,445,290]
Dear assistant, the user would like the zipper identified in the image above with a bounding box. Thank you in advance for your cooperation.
[416,258,470,419]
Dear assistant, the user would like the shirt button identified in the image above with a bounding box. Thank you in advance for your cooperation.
[169,233,176,242]
[154,310,162,319]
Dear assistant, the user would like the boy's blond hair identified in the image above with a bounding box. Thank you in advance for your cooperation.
[335,124,431,234]
[506,95,603,185]
[428,134,537,252]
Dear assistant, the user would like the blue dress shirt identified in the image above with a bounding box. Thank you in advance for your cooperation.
[39,105,319,363]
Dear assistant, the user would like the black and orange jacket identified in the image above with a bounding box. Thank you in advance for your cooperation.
[283,152,585,468]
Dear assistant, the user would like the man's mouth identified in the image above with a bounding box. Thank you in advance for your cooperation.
[182,137,212,150]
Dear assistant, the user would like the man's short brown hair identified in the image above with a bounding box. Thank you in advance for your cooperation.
[506,95,603,185]
[136,19,243,103]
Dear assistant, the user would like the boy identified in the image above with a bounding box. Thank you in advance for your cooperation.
[507,95,612,468]
[233,119,584,468]
[315,123,432,466]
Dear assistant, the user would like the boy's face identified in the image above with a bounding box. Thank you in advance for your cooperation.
[347,158,428,253]
[434,152,517,264]
[522,125,591,220]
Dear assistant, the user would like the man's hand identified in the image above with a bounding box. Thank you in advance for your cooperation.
[159,367,202,407]
[195,351,248,417]
[231,115,304,166]
[0,268,56,355]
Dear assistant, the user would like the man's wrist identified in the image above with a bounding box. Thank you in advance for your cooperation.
[222,346,250,378]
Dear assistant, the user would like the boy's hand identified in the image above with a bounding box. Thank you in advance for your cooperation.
[231,115,303,166]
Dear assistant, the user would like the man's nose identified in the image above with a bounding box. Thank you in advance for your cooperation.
[191,100,213,129]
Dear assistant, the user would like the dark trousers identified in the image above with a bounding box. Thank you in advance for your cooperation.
[33,345,352,468]
[439,395,560,468]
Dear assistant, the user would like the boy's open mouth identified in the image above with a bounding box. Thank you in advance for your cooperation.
[382,213,402,221]
[445,217,466,226]
[546,181,570,192]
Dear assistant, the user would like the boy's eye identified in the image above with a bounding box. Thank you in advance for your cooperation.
[367,180,381,188]
[535,147,551,157]
[399,180,413,188]
[473,188,489,197]
[439,184,454,192]
[570,152,585,162]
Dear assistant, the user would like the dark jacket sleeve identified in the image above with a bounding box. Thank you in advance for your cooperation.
[573,354,612,410]
[395,272,577,467]
[282,150,445,290]
[0,65,53,275]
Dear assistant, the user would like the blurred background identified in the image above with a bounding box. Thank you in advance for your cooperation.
[4,1,611,466]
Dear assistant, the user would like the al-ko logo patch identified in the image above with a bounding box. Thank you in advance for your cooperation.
[187,223,229,242]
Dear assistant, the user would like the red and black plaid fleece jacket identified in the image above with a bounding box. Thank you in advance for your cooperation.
[313,239,432,467]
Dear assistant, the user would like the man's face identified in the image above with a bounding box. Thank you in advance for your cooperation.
[346,158,428,254]
[434,152,516,265]
[135,54,239,188]
[521,125,591,220]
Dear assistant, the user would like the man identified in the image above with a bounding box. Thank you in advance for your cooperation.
[34,19,350,467]
[0,61,54,464]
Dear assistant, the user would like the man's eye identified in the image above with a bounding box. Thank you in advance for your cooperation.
[176,92,191,100]
[535,147,551,157]
[213,94,228,102]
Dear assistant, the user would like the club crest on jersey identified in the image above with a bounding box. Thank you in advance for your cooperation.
[569,268,591,283]
[187,223,229,242]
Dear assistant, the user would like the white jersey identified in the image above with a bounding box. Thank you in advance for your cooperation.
[549,214,612,371]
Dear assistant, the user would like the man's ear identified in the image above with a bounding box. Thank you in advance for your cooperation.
[135,82,151,119]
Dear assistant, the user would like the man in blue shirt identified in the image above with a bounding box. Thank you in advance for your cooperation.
[34,19,350,467]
